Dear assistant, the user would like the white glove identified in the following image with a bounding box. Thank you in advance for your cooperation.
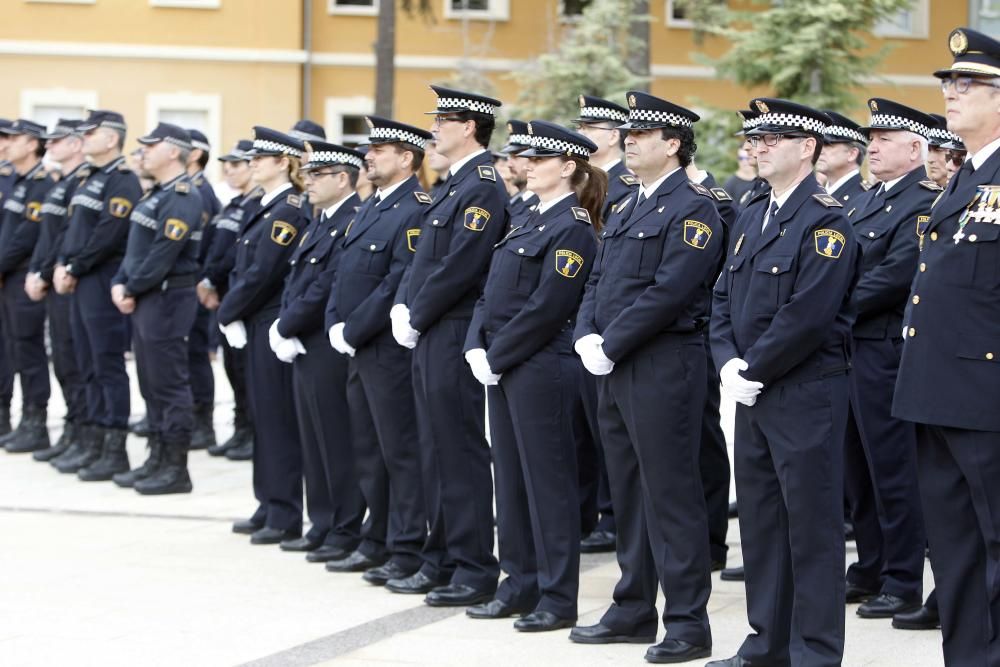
[274,337,300,363]
[574,334,614,376]
[292,337,306,355]
[390,303,420,349]
[268,320,283,354]
[329,322,356,357]
[464,348,501,386]
[902,324,908,340]
[220,320,247,349]
[720,358,764,407]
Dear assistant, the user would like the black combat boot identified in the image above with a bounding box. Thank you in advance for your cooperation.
[208,423,251,457]
[34,421,80,462]
[54,425,104,473]
[78,427,130,481]
[49,423,93,469]
[128,415,152,437]
[189,403,216,450]
[113,435,163,488]
[5,405,50,453]
[224,430,253,461]
[134,439,192,495]
[0,404,11,436]
[0,407,29,447]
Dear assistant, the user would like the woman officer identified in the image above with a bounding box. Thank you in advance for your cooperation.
[217,127,310,544]
[463,121,605,633]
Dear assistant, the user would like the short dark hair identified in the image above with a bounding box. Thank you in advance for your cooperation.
[809,135,823,164]
[455,110,495,148]
[394,142,425,170]
[331,165,360,188]
[32,137,45,158]
[192,149,210,170]
[660,126,697,168]
[851,141,867,166]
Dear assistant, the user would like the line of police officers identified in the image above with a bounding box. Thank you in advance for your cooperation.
[2,24,999,667]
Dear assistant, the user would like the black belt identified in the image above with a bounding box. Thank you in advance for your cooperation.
[160,274,197,291]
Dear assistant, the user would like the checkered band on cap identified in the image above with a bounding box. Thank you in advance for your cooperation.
[53,123,80,135]
[435,97,497,116]
[163,136,193,150]
[928,126,961,144]
[868,113,930,137]
[743,116,764,131]
[192,140,211,152]
[309,151,364,169]
[529,133,592,158]
[98,120,127,131]
[579,106,629,123]
[370,126,428,150]
[756,112,827,134]
[507,133,531,147]
[253,138,303,158]
[824,125,867,144]
[628,108,694,128]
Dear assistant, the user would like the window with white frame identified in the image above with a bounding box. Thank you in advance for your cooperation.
[561,0,591,17]
[328,0,377,15]
[666,0,693,27]
[325,96,374,147]
[149,0,220,8]
[20,89,97,130]
[972,0,1000,38]
[444,0,509,21]
[147,93,222,176]
[874,0,929,39]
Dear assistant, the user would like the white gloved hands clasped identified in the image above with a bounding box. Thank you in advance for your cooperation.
[268,319,306,363]
[464,348,501,386]
[220,320,248,349]
[574,333,614,376]
[328,322,356,357]
[720,357,764,407]
[390,304,420,349]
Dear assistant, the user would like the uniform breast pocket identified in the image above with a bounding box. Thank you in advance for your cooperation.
[622,225,664,280]
[236,236,259,268]
[963,222,1000,285]
[357,238,390,275]
[857,225,890,262]
[724,254,746,293]
[499,242,545,293]
[425,213,453,259]
[752,255,794,311]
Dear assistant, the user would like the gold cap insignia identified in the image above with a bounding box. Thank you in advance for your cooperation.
[870,100,879,112]
[950,29,969,57]
[755,100,769,114]
[579,94,586,108]
[365,117,374,129]
[527,122,533,134]
[507,123,513,133]
[628,94,637,108]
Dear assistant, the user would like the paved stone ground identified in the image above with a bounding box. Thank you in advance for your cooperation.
[0,361,944,666]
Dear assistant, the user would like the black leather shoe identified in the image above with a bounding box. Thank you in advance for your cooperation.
[250,526,301,545]
[385,571,450,595]
[325,550,387,573]
[580,530,616,553]
[720,566,744,581]
[644,638,711,664]
[568,622,656,645]
[711,560,726,572]
[466,599,533,619]
[727,501,738,519]
[306,545,351,563]
[363,561,415,586]
[232,518,263,535]
[225,438,253,461]
[280,536,322,552]
[425,584,494,607]
[514,610,576,632]
[845,583,879,604]
[706,657,753,667]
[892,604,941,630]
[857,593,920,619]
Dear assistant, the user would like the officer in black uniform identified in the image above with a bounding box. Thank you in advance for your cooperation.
[464,121,600,633]
[707,99,859,667]
[924,113,955,188]
[51,110,140,475]
[385,86,506,607]
[26,119,89,461]
[569,92,721,664]
[325,118,432,581]
[893,27,1000,667]
[840,100,937,621]
[499,120,537,227]
[219,127,310,545]
[200,140,260,459]
[734,110,771,212]
[0,119,19,434]
[817,111,871,206]
[0,120,54,454]
[110,123,203,493]
[271,140,367,558]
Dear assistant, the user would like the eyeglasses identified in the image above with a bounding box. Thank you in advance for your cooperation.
[432,116,466,128]
[574,122,617,132]
[747,134,807,148]
[946,150,967,166]
[941,76,1000,94]
[300,169,341,180]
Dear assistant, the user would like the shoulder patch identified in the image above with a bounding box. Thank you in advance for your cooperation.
[175,181,191,194]
[812,193,843,208]
[414,191,432,204]
[271,220,297,246]
[164,218,190,241]
[477,165,497,182]
[688,182,712,197]
[683,220,713,249]
[555,249,585,278]
[108,197,134,218]
[710,187,733,202]
[619,174,640,187]
[919,180,943,192]
[286,194,302,208]
[571,207,591,224]
[26,202,42,222]
[464,207,491,231]
[814,229,846,258]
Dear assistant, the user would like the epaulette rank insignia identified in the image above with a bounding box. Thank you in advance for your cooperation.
[286,194,302,208]
[477,165,497,182]
[619,174,640,187]
[919,180,943,192]
[33,170,47,180]
[812,193,843,208]
[117,162,131,172]
[194,177,205,186]
[688,182,712,197]
[414,191,432,204]
[710,187,733,202]
[0,166,12,177]
[78,167,91,179]
[175,181,191,194]
[571,207,591,224]
[861,180,874,191]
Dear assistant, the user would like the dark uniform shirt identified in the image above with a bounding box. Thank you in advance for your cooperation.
[0,161,17,206]
[29,162,90,283]
[508,190,539,231]
[0,162,55,276]
[190,170,222,266]
[201,187,263,296]
[112,173,203,297]
[828,170,871,207]
[737,176,771,211]
[603,160,640,222]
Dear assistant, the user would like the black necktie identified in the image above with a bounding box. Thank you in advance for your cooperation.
[952,160,975,191]
[762,201,778,231]
[637,192,647,207]
[374,193,383,206]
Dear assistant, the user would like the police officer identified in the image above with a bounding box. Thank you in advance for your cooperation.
[199,140,260,459]
[25,119,90,462]
[51,110,141,475]
[0,119,18,435]
[817,111,871,205]
[499,120,537,226]
[840,100,937,621]
[925,113,956,188]
[464,121,600,632]
[325,118,432,580]
[0,120,55,454]
[386,86,506,606]
[219,127,309,544]
[424,140,451,201]
[270,140,366,558]
[110,123,203,493]
[568,92,720,664]
[893,27,1000,667]
[734,109,771,211]
[707,99,859,667]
